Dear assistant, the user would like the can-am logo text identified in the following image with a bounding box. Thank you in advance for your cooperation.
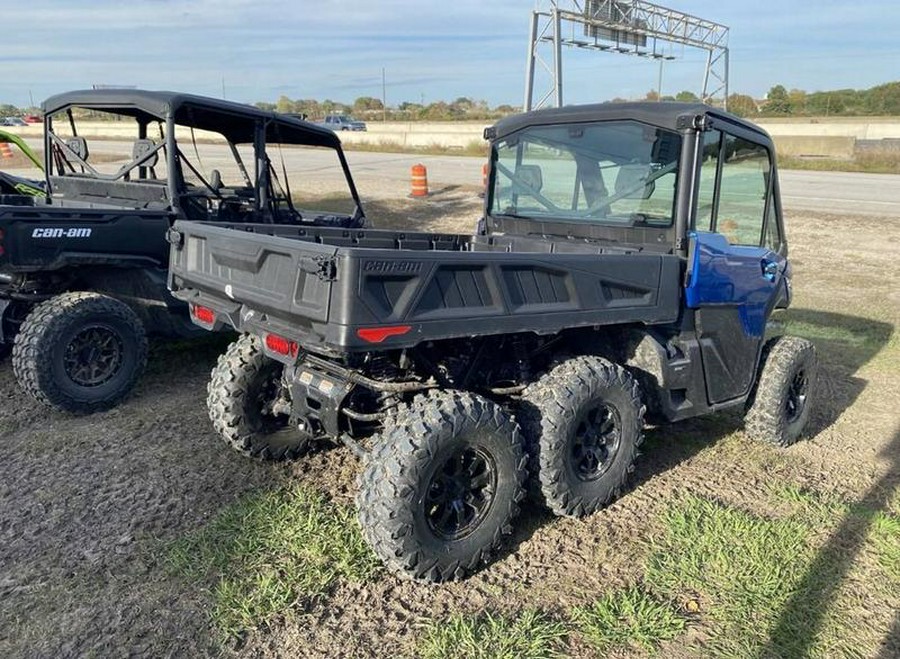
[31,227,92,239]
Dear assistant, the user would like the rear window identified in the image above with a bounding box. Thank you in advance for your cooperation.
[490,120,682,227]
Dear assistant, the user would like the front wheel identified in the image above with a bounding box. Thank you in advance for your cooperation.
[745,335,818,446]
[12,292,148,413]
[356,390,527,582]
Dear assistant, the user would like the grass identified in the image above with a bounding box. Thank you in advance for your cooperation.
[572,585,687,655]
[870,512,900,582]
[418,587,687,658]
[779,149,900,174]
[779,308,896,373]
[772,482,900,585]
[419,609,568,659]
[783,318,884,350]
[168,484,379,639]
[641,488,900,657]
[342,139,488,158]
[645,494,815,656]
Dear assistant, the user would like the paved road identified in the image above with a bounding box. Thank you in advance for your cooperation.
[12,139,900,217]
[344,152,900,218]
[777,169,900,217]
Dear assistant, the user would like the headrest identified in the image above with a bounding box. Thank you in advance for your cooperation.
[515,164,543,193]
[132,138,158,167]
[65,136,89,161]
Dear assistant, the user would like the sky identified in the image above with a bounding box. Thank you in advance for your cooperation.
[3,0,900,109]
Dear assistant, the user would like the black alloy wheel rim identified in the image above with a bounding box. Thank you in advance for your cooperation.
[785,369,809,423]
[571,402,622,481]
[63,325,124,387]
[425,446,497,541]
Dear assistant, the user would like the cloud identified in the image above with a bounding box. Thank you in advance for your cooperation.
[1,0,898,107]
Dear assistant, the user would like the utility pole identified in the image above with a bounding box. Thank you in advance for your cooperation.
[221,77,226,100]
[657,59,664,101]
[382,68,387,122]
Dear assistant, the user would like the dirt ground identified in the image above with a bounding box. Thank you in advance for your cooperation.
[1,181,898,658]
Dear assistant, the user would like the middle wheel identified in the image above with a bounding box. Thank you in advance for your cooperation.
[356,390,527,582]
[519,355,645,518]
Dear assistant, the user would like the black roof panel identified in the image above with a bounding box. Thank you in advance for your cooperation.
[492,101,770,142]
[42,89,340,148]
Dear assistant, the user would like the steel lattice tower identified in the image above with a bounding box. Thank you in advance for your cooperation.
[524,0,729,110]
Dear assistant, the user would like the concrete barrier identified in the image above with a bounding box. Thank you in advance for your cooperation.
[771,135,857,159]
[4,118,898,159]
[757,117,900,140]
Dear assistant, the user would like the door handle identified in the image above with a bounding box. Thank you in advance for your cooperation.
[762,260,779,282]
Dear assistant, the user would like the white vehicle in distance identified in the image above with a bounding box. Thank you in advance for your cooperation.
[317,114,367,131]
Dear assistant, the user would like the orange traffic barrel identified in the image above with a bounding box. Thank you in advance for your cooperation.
[0,143,13,159]
[480,162,489,197]
[410,163,428,198]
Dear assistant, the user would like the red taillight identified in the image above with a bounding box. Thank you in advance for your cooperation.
[265,333,299,358]
[357,325,412,344]
[191,304,215,325]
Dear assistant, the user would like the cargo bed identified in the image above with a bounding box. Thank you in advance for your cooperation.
[167,220,682,353]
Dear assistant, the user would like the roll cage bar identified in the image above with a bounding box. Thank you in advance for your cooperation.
[41,91,364,223]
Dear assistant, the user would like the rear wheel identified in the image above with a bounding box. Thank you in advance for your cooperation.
[519,356,644,517]
[745,335,818,447]
[12,292,147,413]
[207,333,309,460]
[356,390,527,582]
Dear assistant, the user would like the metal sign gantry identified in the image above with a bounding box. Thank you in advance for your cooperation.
[524,0,730,110]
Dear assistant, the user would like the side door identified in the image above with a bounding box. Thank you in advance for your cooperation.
[685,128,786,404]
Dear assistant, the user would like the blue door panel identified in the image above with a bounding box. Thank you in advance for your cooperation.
[685,231,784,339]
[685,231,785,404]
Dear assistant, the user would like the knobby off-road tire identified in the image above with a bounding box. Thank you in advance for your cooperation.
[12,292,148,414]
[519,355,645,518]
[207,333,309,461]
[745,335,818,447]
[356,390,527,582]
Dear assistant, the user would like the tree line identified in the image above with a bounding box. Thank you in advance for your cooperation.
[260,81,900,121]
[3,81,899,121]
[254,95,518,121]
[627,81,900,119]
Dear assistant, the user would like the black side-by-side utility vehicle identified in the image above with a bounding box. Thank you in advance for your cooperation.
[0,90,365,413]
[168,102,818,581]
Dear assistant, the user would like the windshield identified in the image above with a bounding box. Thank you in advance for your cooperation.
[489,120,682,227]
[265,143,357,218]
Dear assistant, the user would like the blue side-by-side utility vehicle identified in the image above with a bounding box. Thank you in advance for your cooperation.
[167,102,818,581]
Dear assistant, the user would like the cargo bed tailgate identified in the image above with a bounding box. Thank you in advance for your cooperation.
[167,221,337,326]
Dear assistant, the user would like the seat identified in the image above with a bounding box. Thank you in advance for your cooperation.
[63,137,90,174]
[514,164,543,194]
[209,169,222,191]
[614,164,653,199]
[132,139,159,179]
[576,156,608,207]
